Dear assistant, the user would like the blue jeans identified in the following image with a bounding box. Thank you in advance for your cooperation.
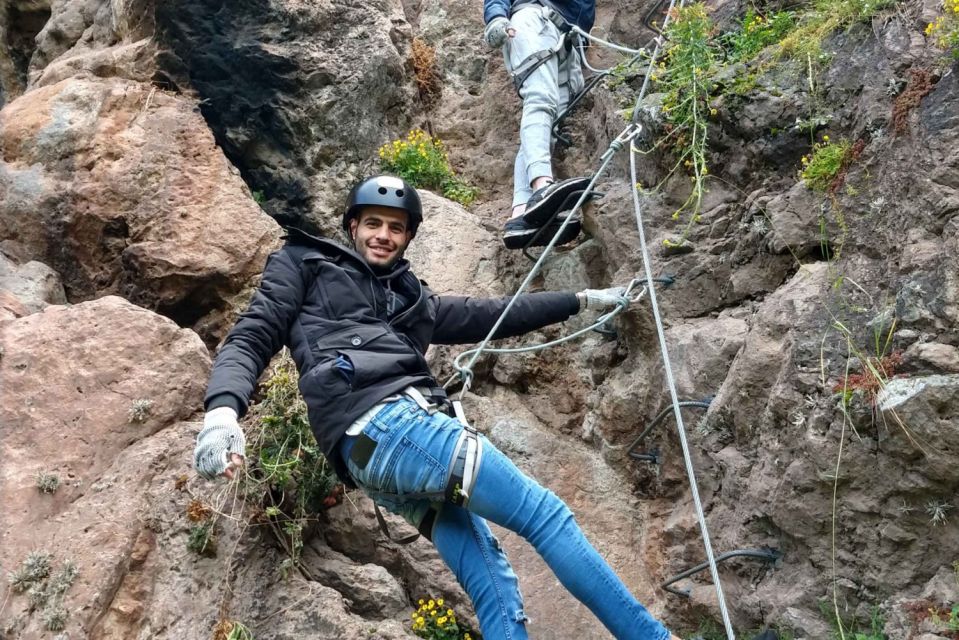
[338,397,671,640]
[503,6,585,207]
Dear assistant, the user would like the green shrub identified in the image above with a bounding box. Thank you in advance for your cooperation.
[378,129,478,206]
[779,0,894,59]
[36,471,60,494]
[241,352,340,566]
[800,137,851,191]
[724,9,796,61]
[187,522,218,557]
[650,3,716,235]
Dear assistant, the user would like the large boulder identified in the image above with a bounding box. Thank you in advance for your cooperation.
[0,76,280,340]
[0,296,210,637]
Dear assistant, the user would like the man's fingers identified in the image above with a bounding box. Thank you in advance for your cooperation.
[507,27,516,37]
[220,453,245,480]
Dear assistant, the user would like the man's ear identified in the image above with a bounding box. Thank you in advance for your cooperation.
[349,217,359,241]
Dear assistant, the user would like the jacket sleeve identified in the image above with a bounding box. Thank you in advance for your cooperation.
[431,291,580,345]
[203,249,307,416]
[484,0,510,23]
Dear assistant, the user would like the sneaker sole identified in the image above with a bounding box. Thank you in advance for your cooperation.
[523,177,592,227]
[503,219,582,250]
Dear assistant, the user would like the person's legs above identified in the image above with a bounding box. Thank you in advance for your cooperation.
[505,7,562,207]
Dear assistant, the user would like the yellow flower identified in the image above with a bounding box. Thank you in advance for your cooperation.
[418,599,425,605]
[701,167,708,175]
[465,635,472,640]
[446,609,454,616]
[710,108,718,115]
[430,610,437,616]
[428,600,435,609]
[438,616,448,625]
[822,134,830,142]
[436,598,444,606]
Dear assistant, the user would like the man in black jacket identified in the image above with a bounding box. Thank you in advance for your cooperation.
[194,175,677,640]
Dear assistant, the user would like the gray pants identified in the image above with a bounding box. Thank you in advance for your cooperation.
[504,6,585,208]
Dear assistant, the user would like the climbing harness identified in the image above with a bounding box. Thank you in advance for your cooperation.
[357,387,484,545]
[448,0,744,636]
[507,7,574,92]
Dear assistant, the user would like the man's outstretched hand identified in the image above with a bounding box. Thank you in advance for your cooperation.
[194,407,246,480]
[577,286,629,311]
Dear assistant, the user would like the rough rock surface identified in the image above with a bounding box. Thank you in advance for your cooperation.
[0,75,280,342]
[0,0,958,637]
[0,251,65,316]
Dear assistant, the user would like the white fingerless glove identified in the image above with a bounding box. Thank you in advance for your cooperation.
[194,406,245,480]
[577,286,629,310]
[484,16,512,48]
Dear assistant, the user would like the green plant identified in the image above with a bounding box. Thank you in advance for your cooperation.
[779,0,894,59]
[378,129,478,206]
[42,605,67,631]
[800,137,851,191]
[213,620,256,640]
[36,471,60,494]
[926,0,959,59]
[8,551,52,592]
[410,597,475,640]
[724,9,795,61]
[252,190,266,204]
[187,522,218,557]
[820,601,887,639]
[930,604,959,632]
[240,351,341,566]
[7,554,78,630]
[647,3,716,238]
[128,398,153,423]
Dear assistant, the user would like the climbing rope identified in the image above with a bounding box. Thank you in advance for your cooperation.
[448,122,642,399]
[450,3,737,637]
[626,4,736,636]
[447,281,647,389]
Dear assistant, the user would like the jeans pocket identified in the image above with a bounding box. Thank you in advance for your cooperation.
[368,433,449,500]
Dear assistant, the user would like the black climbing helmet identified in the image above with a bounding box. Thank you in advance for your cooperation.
[343,175,423,237]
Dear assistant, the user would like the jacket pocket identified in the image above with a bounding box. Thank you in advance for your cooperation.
[315,324,425,391]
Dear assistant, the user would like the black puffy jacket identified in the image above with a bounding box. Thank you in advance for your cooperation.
[205,230,581,479]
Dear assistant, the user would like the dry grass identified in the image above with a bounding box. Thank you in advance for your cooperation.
[411,37,442,109]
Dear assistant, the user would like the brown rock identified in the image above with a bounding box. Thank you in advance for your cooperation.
[904,341,959,373]
[0,295,210,637]
[0,251,66,313]
[0,77,280,340]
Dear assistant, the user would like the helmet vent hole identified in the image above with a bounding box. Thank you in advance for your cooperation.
[378,187,388,195]
[396,189,405,197]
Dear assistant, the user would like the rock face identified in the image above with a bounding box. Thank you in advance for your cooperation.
[0,296,210,637]
[0,75,280,341]
[1,0,958,638]
[0,251,66,318]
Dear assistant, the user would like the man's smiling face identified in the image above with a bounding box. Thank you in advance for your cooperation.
[350,206,413,269]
